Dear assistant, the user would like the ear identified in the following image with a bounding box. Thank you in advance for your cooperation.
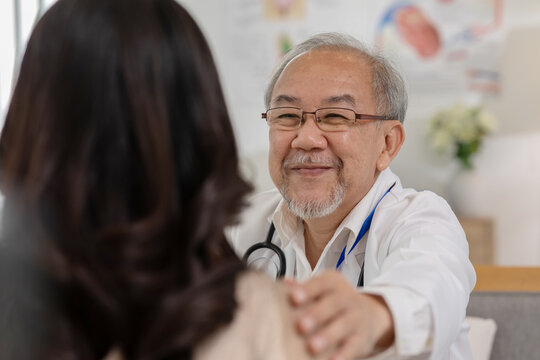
[376,121,405,172]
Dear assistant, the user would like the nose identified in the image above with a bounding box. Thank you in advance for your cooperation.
[290,113,328,151]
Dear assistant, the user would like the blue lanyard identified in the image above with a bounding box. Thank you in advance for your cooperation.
[335,182,396,270]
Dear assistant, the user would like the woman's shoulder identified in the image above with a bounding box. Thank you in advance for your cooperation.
[194,271,314,360]
[235,270,284,303]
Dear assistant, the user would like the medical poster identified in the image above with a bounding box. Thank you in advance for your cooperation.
[367,0,505,96]
[224,0,540,109]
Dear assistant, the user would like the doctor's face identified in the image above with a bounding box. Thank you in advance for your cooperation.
[268,49,389,220]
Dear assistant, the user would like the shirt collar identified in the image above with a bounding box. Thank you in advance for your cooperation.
[269,199,302,249]
[339,168,398,250]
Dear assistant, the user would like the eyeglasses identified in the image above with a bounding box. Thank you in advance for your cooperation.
[262,107,393,132]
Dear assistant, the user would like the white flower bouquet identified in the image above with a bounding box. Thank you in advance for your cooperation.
[427,103,497,169]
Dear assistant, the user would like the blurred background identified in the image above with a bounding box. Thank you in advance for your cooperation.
[2,0,540,266]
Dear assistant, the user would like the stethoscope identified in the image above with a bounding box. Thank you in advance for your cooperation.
[243,182,396,288]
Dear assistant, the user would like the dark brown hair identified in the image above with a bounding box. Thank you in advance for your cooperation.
[0,0,251,359]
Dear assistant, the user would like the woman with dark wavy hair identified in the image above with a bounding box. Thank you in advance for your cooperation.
[0,0,316,359]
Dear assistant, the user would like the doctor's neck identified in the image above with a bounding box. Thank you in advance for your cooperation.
[302,205,351,269]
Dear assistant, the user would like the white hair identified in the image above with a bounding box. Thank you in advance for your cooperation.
[264,32,408,123]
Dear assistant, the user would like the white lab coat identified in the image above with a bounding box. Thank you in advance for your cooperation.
[228,169,476,359]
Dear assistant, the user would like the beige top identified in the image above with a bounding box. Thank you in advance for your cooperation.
[194,271,314,360]
[104,272,316,360]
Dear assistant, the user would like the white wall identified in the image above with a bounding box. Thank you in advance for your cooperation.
[0,0,57,127]
[0,0,18,124]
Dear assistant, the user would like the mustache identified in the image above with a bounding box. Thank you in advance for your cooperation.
[282,152,343,170]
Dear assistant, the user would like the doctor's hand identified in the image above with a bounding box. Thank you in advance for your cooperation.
[286,271,395,360]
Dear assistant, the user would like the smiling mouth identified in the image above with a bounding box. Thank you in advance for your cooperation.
[282,152,343,177]
[290,165,334,176]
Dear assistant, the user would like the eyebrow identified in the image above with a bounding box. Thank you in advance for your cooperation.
[271,94,300,105]
[271,94,358,107]
[324,94,357,107]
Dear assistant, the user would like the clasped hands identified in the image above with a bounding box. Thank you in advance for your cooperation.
[285,271,395,360]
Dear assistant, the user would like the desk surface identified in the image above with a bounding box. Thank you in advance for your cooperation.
[473,265,540,291]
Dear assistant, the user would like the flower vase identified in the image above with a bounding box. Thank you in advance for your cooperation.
[445,167,487,218]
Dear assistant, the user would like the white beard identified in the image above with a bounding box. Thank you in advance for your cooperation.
[282,180,345,219]
[280,151,346,219]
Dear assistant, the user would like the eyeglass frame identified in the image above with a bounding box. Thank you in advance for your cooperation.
[261,106,394,130]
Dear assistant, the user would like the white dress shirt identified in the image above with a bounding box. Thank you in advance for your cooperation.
[229,168,476,359]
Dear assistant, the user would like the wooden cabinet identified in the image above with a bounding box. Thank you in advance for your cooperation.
[458,217,494,264]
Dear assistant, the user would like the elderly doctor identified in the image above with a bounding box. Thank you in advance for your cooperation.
[229,32,476,360]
